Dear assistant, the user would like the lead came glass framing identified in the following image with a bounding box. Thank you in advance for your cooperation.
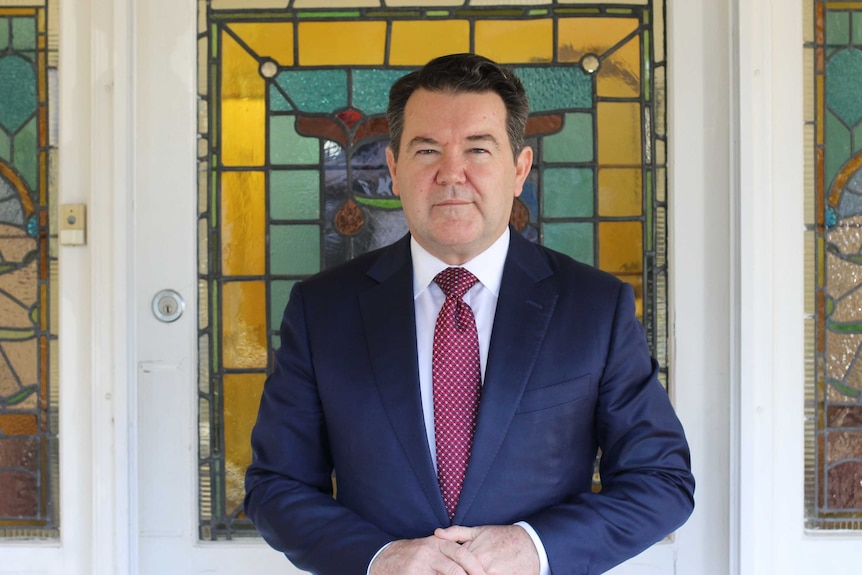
[806,0,862,530]
[0,0,59,539]
[198,0,667,539]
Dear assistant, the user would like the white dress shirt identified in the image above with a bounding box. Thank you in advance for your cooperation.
[408,228,551,575]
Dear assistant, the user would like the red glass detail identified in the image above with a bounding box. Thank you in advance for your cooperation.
[337,108,363,130]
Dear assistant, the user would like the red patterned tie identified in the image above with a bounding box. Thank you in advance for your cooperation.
[432,267,481,521]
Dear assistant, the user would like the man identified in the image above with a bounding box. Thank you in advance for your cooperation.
[245,53,694,575]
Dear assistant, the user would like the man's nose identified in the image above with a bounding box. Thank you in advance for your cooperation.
[435,152,468,186]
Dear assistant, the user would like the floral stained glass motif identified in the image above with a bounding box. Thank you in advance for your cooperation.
[0,0,59,539]
[199,0,667,539]
[806,0,862,530]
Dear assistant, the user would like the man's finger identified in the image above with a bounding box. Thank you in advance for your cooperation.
[435,525,479,543]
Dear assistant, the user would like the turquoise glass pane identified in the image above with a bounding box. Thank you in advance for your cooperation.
[827,11,850,46]
[269,85,294,112]
[270,224,320,275]
[542,167,594,217]
[543,113,593,163]
[11,17,35,50]
[14,117,37,189]
[0,55,37,133]
[274,70,347,113]
[543,222,593,265]
[353,69,408,114]
[270,279,298,328]
[271,170,319,220]
[854,122,862,154]
[825,48,862,126]
[825,110,851,189]
[0,130,9,161]
[516,67,592,111]
[270,115,318,165]
[0,19,8,50]
[854,12,862,46]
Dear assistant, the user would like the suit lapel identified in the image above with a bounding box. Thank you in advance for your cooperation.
[454,232,558,523]
[359,236,450,525]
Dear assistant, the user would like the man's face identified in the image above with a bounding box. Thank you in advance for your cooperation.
[386,88,533,265]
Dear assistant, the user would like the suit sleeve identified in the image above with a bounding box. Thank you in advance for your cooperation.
[525,282,695,575]
[244,283,392,575]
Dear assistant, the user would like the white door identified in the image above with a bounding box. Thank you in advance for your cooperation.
[129,0,721,574]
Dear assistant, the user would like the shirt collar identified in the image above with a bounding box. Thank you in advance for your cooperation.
[410,227,511,299]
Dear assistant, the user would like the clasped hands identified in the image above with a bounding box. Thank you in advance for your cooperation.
[370,524,539,575]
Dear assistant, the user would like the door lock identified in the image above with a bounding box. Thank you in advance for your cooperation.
[152,290,185,323]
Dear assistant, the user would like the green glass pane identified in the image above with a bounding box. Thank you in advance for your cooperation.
[543,113,593,163]
[825,48,862,127]
[0,55,37,133]
[14,117,37,189]
[270,115,318,165]
[854,122,862,154]
[270,280,298,329]
[0,19,8,51]
[543,222,593,265]
[270,224,320,275]
[515,67,592,111]
[854,12,862,46]
[826,11,850,46]
[274,70,347,113]
[542,167,593,218]
[270,169,319,220]
[825,109,852,190]
[11,17,36,51]
[0,130,9,162]
[353,69,408,115]
[269,85,294,112]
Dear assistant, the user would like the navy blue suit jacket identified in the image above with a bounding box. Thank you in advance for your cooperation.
[245,230,694,575]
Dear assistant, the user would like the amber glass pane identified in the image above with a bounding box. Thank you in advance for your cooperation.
[596,35,641,98]
[0,1,58,539]
[221,171,265,276]
[226,22,294,66]
[599,221,643,274]
[557,17,639,62]
[598,102,642,165]
[475,19,554,63]
[390,20,470,65]
[223,373,265,517]
[222,280,268,369]
[298,21,386,65]
[221,31,266,167]
[598,168,642,216]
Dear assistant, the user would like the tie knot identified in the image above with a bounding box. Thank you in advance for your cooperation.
[434,267,478,300]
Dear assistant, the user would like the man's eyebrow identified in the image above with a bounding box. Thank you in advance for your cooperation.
[406,136,439,149]
[466,134,501,148]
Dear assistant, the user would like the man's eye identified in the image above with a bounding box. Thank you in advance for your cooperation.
[416,149,437,155]
[471,148,490,154]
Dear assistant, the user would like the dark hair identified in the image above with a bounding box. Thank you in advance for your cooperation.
[386,53,530,162]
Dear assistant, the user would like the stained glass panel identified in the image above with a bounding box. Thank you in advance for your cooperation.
[807,0,862,530]
[0,0,58,539]
[198,0,667,539]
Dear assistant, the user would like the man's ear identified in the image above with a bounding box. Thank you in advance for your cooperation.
[386,146,400,197]
[513,146,533,197]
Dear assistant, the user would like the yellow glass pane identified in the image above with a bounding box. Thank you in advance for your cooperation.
[227,22,294,67]
[599,221,643,275]
[222,281,268,369]
[475,19,553,64]
[224,373,266,513]
[598,102,641,166]
[298,21,386,65]
[558,17,639,63]
[221,171,265,276]
[390,20,470,65]
[222,31,266,167]
[598,168,642,216]
[596,35,640,98]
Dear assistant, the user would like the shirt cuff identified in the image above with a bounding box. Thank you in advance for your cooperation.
[367,541,392,575]
[515,521,551,575]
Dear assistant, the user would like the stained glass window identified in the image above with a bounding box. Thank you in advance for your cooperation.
[198,0,666,539]
[805,0,862,530]
[0,0,59,539]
